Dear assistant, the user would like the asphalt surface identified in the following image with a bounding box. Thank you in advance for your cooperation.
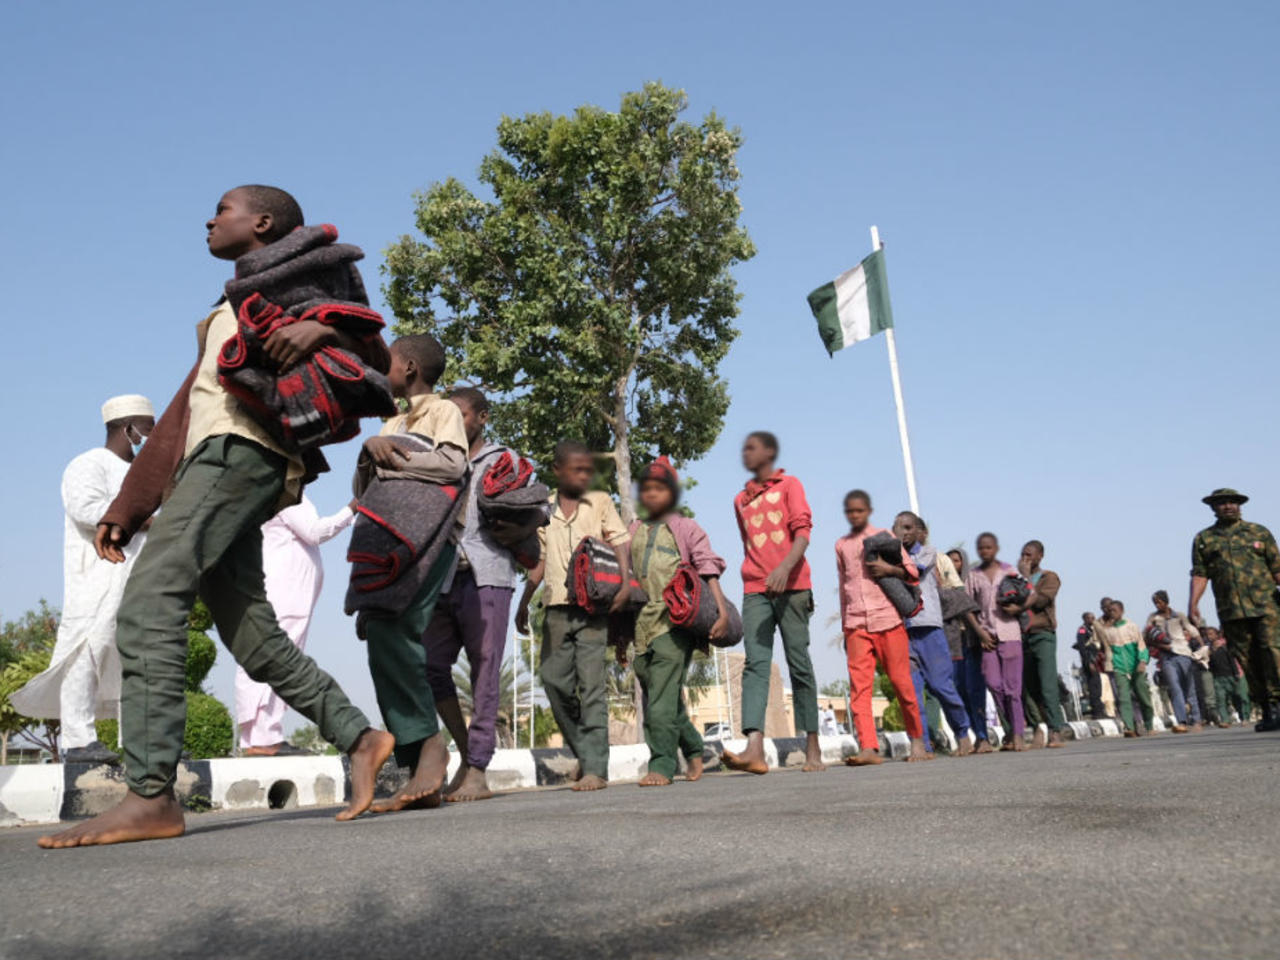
[4,727,1278,960]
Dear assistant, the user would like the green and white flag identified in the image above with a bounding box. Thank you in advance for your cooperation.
[806,248,895,356]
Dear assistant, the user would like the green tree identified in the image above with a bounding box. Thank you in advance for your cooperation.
[384,81,756,520]
[821,678,850,698]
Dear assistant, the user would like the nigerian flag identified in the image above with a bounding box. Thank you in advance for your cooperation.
[806,248,895,356]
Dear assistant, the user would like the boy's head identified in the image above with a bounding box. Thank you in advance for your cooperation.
[893,510,923,548]
[1152,589,1170,612]
[741,431,778,473]
[388,334,447,396]
[1207,626,1223,645]
[843,489,871,531]
[1021,540,1044,570]
[976,532,998,563]
[449,387,489,447]
[638,456,680,517]
[947,549,965,571]
[553,440,595,496]
[1108,599,1125,619]
[206,185,303,260]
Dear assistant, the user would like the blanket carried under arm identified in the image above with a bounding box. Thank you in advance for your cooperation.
[218,224,395,458]
[566,537,647,615]
[344,434,467,638]
[663,564,744,648]
[475,451,551,569]
[863,530,923,620]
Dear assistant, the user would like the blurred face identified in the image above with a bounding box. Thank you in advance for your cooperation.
[125,416,155,443]
[741,436,774,473]
[893,514,920,547]
[1020,543,1043,571]
[1153,594,1170,614]
[844,497,871,531]
[639,478,675,517]
[1107,601,1123,620]
[554,452,595,496]
[1212,501,1242,522]
[976,535,998,563]
[1100,598,1113,617]
[387,346,411,396]
[205,189,269,260]
[1208,629,1223,646]
[1083,613,1095,626]
[451,397,487,447]
[947,550,964,571]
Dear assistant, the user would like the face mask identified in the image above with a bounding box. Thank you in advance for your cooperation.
[126,425,147,453]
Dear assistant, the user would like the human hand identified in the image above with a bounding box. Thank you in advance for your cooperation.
[609,586,632,615]
[764,564,791,597]
[94,523,129,563]
[515,600,531,635]
[864,558,897,579]
[1188,603,1201,624]
[348,497,360,513]
[1001,602,1022,616]
[612,638,630,668]
[710,613,729,643]
[363,436,412,469]
[263,320,336,369]
[980,630,997,651]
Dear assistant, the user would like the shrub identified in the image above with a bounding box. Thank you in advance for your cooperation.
[183,691,233,759]
[185,630,217,692]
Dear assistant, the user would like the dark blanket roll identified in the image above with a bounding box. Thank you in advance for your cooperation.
[862,530,923,620]
[344,434,467,638]
[475,451,550,569]
[997,574,1032,634]
[565,537,647,614]
[663,564,744,648]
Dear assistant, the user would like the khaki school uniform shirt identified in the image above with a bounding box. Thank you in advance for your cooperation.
[380,392,468,450]
[186,299,304,501]
[538,490,628,607]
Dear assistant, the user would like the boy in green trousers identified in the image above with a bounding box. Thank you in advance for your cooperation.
[516,441,630,792]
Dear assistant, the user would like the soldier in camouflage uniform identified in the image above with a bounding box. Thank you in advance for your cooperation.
[1188,488,1280,731]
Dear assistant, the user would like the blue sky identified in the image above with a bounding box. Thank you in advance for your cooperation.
[3,1,1277,728]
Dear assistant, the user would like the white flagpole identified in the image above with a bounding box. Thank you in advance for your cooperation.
[870,225,920,516]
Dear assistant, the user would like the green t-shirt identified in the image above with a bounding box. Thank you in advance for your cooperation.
[630,520,682,652]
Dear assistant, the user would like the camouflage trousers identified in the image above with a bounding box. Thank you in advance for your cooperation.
[1222,609,1280,707]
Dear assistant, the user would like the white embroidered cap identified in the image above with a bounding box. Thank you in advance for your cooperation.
[101,394,155,425]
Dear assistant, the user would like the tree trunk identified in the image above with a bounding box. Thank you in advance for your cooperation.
[1,732,7,766]
[612,376,635,523]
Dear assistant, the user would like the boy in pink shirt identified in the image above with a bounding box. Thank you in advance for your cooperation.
[836,490,928,764]
[722,432,825,774]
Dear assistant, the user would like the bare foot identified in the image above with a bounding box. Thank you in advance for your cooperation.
[1029,727,1046,749]
[1189,723,1203,733]
[566,763,584,782]
[443,765,493,803]
[906,738,932,762]
[571,774,608,792]
[844,748,883,766]
[957,737,974,757]
[1010,738,1026,751]
[802,732,826,772]
[1047,730,1065,748]
[723,731,769,775]
[364,733,447,816]
[38,790,185,849]
[444,760,470,795]
[684,755,704,782]
[974,739,995,754]
[638,771,672,787]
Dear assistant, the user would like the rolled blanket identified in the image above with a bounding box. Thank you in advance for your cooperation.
[475,451,551,568]
[663,564,744,648]
[863,530,923,620]
[217,224,395,456]
[997,574,1032,633]
[566,537,647,614]
[1144,623,1172,656]
[344,434,468,638]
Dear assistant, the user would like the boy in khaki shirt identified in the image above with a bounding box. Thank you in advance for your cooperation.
[516,441,630,791]
[358,334,471,813]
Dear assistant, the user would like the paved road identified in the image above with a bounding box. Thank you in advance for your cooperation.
[4,728,1278,960]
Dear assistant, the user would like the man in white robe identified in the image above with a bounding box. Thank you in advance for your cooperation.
[12,395,155,763]
[235,494,355,756]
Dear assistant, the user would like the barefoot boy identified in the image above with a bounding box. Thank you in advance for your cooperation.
[628,457,730,786]
[837,491,928,765]
[516,441,630,792]
[355,334,470,813]
[722,432,825,774]
[40,186,395,848]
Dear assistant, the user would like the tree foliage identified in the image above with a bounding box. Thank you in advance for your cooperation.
[384,81,755,519]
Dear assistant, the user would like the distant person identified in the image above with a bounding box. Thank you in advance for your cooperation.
[820,705,839,737]
[893,512,973,756]
[1146,590,1201,733]
[1095,600,1154,736]
[1208,626,1251,725]
[1189,488,1280,731]
[722,432,825,775]
[1011,540,1068,748]
[1074,612,1107,719]
[11,395,155,764]
[944,547,996,753]
[517,440,631,792]
[1187,632,1217,725]
[627,457,729,786]
[236,494,355,756]
[967,533,1026,750]
[837,491,927,765]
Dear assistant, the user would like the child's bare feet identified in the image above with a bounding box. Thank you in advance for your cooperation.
[957,737,974,757]
[684,755,704,782]
[638,771,672,787]
[1030,727,1046,749]
[571,774,607,792]
[802,732,826,772]
[336,728,396,821]
[367,734,447,814]
[906,738,931,762]
[974,739,995,754]
[38,789,185,849]
[443,765,493,803]
[723,732,769,775]
[844,748,883,766]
